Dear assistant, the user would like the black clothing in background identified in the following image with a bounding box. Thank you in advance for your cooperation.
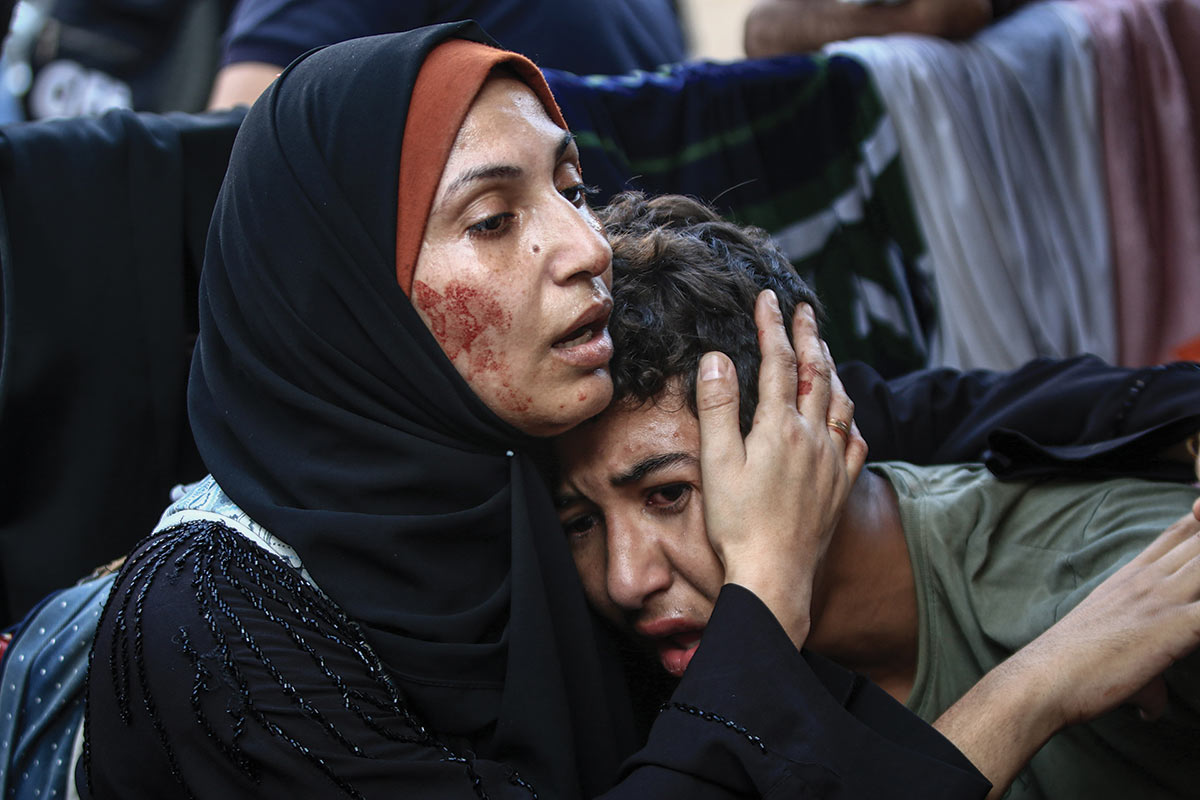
[0,106,244,627]
[843,355,1200,481]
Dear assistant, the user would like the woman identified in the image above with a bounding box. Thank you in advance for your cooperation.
[80,22,987,799]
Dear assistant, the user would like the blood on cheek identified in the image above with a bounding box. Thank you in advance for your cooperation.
[413,279,536,414]
[413,279,511,368]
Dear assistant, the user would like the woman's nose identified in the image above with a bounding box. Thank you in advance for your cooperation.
[546,199,612,285]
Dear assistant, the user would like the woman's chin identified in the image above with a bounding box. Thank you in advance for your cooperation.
[521,371,614,438]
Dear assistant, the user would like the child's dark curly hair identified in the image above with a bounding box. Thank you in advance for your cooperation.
[600,191,822,434]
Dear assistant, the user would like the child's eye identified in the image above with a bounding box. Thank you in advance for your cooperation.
[648,484,691,510]
[562,512,600,539]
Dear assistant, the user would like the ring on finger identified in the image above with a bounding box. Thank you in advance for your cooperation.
[827,418,851,439]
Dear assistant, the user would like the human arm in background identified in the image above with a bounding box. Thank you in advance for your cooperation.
[207,0,416,108]
[840,356,1200,480]
[208,61,282,108]
[743,0,992,59]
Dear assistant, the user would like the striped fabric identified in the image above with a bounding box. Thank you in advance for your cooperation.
[545,54,934,377]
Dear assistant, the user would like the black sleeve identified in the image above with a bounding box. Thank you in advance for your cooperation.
[612,585,989,798]
[841,356,1200,480]
[83,526,988,799]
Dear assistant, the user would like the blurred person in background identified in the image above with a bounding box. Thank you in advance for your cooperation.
[207,0,686,109]
[0,0,234,122]
[744,0,1009,58]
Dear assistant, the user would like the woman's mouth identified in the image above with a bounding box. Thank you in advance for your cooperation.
[551,303,613,368]
[553,322,602,349]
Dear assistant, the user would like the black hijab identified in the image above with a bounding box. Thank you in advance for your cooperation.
[187,22,633,796]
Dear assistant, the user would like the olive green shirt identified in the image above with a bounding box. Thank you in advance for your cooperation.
[873,462,1200,799]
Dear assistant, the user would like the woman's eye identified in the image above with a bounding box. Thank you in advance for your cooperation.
[648,484,691,510]
[469,212,514,236]
[559,183,594,208]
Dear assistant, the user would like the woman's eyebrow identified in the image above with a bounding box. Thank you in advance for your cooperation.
[438,132,575,207]
[556,131,576,161]
[441,164,523,205]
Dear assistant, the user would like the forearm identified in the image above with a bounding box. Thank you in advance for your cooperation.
[744,0,991,59]
[208,62,283,109]
[843,355,1200,476]
[933,650,1062,799]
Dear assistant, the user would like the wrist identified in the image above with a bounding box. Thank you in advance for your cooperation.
[984,642,1073,743]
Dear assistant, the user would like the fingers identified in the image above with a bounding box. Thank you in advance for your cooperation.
[755,290,800,416]
[696,351,746,477]
[1129,677,1169,722]
[1188,433,1200,484]
[844,419,869,485]
[790,301,833,421]
[1187,433,1200,518]
[824,342,855,454]
[1134,512,1200,575]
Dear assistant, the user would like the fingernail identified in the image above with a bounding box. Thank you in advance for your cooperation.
[700,353,723,382]
[764,289,779,311]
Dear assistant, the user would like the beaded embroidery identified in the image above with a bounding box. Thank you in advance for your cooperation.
[658,701,766,754]
[86,517,534,799]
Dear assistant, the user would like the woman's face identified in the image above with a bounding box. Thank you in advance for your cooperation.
[413,76,614,437]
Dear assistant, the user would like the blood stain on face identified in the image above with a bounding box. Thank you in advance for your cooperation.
[501,387,532,414]
[413,279,512,377]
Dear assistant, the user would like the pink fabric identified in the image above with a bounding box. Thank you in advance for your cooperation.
[1073,0,1200,365]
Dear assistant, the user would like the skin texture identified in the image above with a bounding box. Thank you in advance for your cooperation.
[412,77,615,437]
